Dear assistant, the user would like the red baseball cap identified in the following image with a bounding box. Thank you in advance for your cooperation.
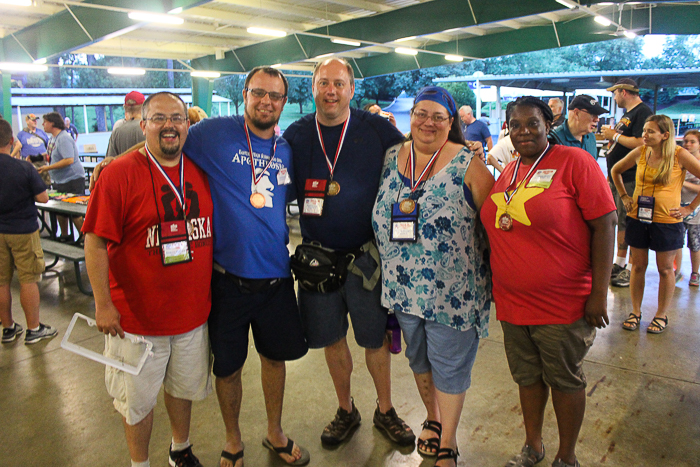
[125,91,145,105]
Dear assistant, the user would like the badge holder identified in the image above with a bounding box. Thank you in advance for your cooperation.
[159,220,192,266]
[637,195,655,224]
[60,313,153,376]
[390,200,419,242]
[303,179,327,217]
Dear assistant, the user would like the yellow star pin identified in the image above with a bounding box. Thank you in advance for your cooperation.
[491,186,544,228]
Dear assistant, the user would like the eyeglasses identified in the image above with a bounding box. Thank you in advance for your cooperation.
[245,88,286,102]
[145,115,188,125]
[412,110,450,124]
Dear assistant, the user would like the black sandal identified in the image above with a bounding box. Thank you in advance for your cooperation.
[221,449,243,466]
[436,447,459,466]
[622,313,641,331]
[416,419,442,457]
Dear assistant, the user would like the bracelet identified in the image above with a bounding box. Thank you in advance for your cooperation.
[613,133,620,143]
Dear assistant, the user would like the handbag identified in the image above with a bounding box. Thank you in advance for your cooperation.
[290,242,355,293]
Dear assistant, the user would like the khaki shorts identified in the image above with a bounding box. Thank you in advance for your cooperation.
[105,322,212,425]
[0,230,45,285]
[501,318,596,393]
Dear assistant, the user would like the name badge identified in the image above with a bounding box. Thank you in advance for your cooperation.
[159,220,192,266]
[303,179,327,217]
[390,201,419,242]
[277,168,292,185]
[637,195,655,224]
[527,169,556,189]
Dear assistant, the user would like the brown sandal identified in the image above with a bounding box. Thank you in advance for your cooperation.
[622,313,641,331]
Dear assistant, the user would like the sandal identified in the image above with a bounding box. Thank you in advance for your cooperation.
[436,447,459,467]
[262,437,310,466]
[221,449,244,467]
[416,419,442,457]
[622,313,641,331]
[647,316,668,334]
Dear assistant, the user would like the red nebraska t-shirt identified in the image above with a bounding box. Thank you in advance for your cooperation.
[83,149,214,335]
[481,144,616,325]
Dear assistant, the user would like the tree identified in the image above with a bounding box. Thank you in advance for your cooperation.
[441,82,475,108]
[214,74,245,115]
[286,77,312,113]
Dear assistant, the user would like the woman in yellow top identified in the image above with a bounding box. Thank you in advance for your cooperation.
[612,115,700,334]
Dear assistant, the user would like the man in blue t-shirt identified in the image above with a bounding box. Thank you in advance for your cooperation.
[183,67,309,467]
[459,105,492,151]
[0,118,57,345]
[549,94,607,159]
[284,58,415,448]
[16,113,51,186]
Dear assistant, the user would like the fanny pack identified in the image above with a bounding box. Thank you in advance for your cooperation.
[290,242,356,293]
[29,155,45,162]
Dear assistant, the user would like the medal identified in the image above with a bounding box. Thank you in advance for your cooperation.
[250,192,266,209]
[244,123,277,209]
[399,199,415,214]
[316,114,349,198]
[498,213,513,231]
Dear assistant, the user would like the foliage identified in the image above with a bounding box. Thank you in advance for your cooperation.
[286,77,312,113]
[214,74,245,115]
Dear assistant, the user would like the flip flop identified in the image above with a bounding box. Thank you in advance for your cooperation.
[262,438,310,466]
[221,449,243,467]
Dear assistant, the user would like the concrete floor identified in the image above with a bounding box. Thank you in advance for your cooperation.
[1,220,699,467]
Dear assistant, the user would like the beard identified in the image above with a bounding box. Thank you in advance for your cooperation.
[158,129,181,156]
[245,108,277,131]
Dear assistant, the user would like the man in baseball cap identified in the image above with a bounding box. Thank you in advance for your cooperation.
[605,77,639,93]
[106,90,146,157]
[16,113,51,186]
[550,94,608,159]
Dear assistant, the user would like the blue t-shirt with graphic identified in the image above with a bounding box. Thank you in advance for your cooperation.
[183,115,293,279]
[17,128,49,158]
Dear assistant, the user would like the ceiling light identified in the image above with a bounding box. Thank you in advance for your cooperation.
[555,0,578,9]
[168,7,183,14]
[315,53,334,59]
[395,36,416,42]
[108,67,146,75]
[128,12,184,25]
[271,64,282,68]
[33,58,47,65]
[247,27,287,37]
[331,38,361,47]
[598,2,614,4]
[594,16,612,26]
[623,30,637,39]
[395,48,418,56]
[0,0,32,5]
[445,55,463,62]
[0,62,47,72]
[191,71,221,78]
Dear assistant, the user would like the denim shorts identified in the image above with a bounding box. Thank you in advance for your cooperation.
[501,318,596,393]
[298,252,387,349]
[208,273,308,377]
[395,311,480,395]
[625,217,685,252]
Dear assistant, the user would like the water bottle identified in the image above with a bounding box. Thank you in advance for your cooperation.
[386,313,402,354]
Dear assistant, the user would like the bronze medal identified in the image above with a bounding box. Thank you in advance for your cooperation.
[499,212,513,231]
[250,192,266,209]
[399,199,416,214]
[327,180,340,196]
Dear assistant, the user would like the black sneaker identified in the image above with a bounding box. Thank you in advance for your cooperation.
[2,323,24,343]
[373,403,416,446]
[610,263,625,280]
[169,445,203,467]
[611,268,630,287]
[24,323,58,345]
[321,398,361,445]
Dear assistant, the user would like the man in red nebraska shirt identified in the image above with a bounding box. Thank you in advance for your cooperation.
[83,92,214,467]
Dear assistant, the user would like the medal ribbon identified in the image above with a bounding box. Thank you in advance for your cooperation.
[244,123,277,193]
[315,114,350,180]
[408,140,447,192]
[145,143,185,216]
[503,143,550,206]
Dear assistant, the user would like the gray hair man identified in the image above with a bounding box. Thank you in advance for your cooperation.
[549,95,607,159]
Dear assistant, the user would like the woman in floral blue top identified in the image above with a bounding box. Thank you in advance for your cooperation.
[372,86,494,467]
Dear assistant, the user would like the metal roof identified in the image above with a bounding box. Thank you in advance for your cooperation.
[434,67,700,92]
[0,1,698,79]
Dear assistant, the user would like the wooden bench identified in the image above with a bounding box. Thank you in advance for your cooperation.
[41,238,92,296]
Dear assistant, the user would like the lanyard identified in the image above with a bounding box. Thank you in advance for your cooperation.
[408,140,446,192]
[244,123,277,192]
[504,143,550,206]
[315,114,350,181]
[145,143,185,218]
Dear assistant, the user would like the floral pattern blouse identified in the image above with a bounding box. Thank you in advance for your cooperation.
[372,143,491,337]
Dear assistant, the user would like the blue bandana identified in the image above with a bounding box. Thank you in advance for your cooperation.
[414,86,457,116]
